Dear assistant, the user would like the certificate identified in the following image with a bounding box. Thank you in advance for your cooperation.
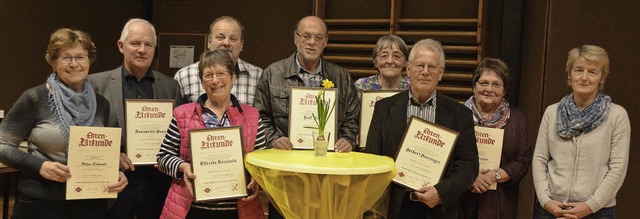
[125,99,174,165]
[66,126,121,200]
[474,126,504,190]
[288,87,338,150]
[359,90,400,149]
[393,117,459,190]
[189,127,247,201]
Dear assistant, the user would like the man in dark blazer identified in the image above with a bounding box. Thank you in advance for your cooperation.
[365,39,478,219]
[88,18,182,219]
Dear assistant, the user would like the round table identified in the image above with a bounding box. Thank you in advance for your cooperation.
[245,149,396,219]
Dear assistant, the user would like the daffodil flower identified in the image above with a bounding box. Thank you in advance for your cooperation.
[322,79,335,89]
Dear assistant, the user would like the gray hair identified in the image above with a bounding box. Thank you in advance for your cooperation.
[409,38,445,67]
[198,49,235,80]
[119,18,157,44]
[372,35,409,65]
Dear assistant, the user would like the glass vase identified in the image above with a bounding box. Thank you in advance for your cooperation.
[312,130,329,157]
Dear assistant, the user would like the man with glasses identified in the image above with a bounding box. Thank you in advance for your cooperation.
[365,39,478,219]
[255,15,360,219]
[174,16,263,106]
[88,18,182,219]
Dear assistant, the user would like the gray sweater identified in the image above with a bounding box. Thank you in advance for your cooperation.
[0,84,110,200]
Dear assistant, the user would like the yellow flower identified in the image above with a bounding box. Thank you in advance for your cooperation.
[322,79,335,88]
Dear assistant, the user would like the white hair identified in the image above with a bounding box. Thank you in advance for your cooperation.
[119,18,157,44]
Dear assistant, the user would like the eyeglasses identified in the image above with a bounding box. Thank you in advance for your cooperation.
[476,81,504,89]
[202,71,230,81]
[295,32,325,42]
[376,53,405,62]
[58,55,89,64]
[411,63,440,74]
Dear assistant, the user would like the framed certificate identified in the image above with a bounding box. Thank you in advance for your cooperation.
[189,127,247,201]
[393,117,459,190]
[474,126,504,190]
[359,90,400,149]
[288,87,338,150]
[66,126,121,200]
[125,99,174,165]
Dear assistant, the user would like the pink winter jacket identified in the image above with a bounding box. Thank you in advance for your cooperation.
[160,102,264,219]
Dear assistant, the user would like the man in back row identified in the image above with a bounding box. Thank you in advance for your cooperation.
[174,16,263,106]
[255,15,360,218]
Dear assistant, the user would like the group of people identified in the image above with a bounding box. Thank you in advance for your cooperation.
[0,14,629,219]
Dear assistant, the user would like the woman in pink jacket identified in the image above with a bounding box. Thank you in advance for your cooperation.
[156,49,265,219]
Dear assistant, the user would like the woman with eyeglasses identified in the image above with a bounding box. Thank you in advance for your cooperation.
[156,49,265,219]
[458,58,532,219]
[0,28,128,219]
[532,45,629,219]
[354,35,410,92]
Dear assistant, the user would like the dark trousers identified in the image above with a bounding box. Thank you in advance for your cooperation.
[268,201,285,219]
[107,166,172,219]
[534,202,616,219]
[397,193,429,219]
[186,207,238,219]
[12,194,107,219]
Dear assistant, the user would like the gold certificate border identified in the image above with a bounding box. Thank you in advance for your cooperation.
[189,126,248,202]
[393,116,459,191]
[125,99,175,165]
[288,87,338,150]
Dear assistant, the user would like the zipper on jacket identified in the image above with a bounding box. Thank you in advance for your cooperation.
[567,136,580,202]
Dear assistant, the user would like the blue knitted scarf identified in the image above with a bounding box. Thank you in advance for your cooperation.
[556,92,611,138]
[46,73,97,146]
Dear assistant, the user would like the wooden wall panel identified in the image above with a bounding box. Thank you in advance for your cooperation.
[518,0,549,218]
[152,0,313,73]
[0,0,142,111]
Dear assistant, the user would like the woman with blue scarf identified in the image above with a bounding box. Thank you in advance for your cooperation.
[0,28,128,218]
[532,45,630,219]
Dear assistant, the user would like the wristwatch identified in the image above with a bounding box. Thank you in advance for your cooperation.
[495,169,502,181]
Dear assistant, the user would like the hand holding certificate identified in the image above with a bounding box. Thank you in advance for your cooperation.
[189,127,247,201]
[393,117,458,190]
[474,126,504,190]
[66,126,121,200]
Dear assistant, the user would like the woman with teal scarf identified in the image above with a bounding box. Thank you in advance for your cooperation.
[0,28,128,219]
[532,45,630,219]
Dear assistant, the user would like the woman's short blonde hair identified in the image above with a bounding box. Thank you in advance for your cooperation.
[45,28,97,67]
[565,45,609,90]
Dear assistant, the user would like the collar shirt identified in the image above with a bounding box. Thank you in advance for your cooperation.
[173,59,262,105]
[122,66,154,99]
[295,53,324,88]
[407,90,437,123]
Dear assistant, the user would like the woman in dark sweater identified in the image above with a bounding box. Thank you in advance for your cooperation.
[458,58,533,219]
[0,28,128,219]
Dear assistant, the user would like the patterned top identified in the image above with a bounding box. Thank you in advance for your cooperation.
[174,58,263,106]
[354,75,410,91]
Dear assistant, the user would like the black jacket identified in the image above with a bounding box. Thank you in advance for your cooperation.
[365,90,478,219]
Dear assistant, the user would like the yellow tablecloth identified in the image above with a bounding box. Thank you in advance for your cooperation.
[245,149,397,219]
